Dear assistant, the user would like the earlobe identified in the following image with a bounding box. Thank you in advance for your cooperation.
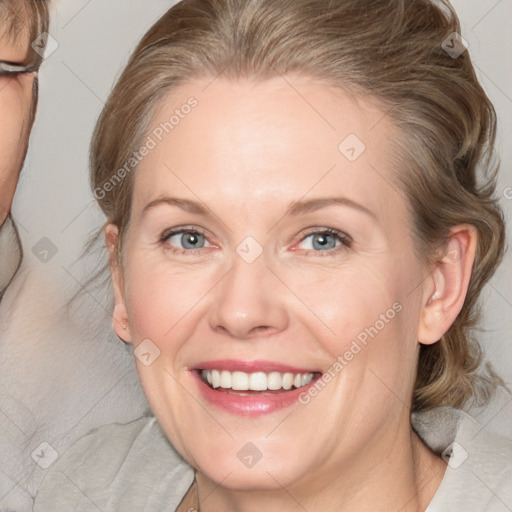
[105,224,132,344]
[417,226,477,345]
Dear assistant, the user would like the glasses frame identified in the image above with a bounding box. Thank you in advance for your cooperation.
[0,53,43,77]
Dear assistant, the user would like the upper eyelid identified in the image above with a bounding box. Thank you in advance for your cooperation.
[161,225,209,240]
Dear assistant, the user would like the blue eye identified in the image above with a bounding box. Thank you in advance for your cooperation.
[160,227,351,257]
[163,230,210,251]
[297,229,351,254]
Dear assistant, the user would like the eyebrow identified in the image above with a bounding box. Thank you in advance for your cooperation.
[141,196,377,220]
[287,197,377,219]
[142,197,213,218]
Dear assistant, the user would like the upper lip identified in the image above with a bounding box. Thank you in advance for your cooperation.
[191,359,319,374]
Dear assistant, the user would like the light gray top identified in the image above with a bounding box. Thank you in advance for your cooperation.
[34,407,512,511]
[0,216,22,298]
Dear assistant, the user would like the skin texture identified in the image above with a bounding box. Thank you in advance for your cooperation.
[0,21,37,225]
[107,77,477,511]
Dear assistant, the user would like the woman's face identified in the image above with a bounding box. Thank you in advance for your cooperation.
[112,77,432,491]
[0,18,36,223]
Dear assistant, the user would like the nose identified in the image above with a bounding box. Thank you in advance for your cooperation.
[208,252,289,340]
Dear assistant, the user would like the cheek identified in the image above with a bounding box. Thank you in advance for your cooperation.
[284,259,402,339]
[0,80,32,160]
[285,256,421,388]
[123,256,217,343]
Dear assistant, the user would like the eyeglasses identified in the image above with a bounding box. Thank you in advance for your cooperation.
[0,54,43,77]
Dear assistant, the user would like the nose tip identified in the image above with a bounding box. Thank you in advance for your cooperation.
[215,319,277,340]
[208,259,289,341]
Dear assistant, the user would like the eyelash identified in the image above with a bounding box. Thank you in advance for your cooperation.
[159,226,352,257]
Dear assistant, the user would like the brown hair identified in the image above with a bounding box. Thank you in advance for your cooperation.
[90,0,506,411]
[0,0,50,44]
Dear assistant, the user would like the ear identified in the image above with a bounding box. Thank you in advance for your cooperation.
[105,224,132,344]
[417,225,478,345]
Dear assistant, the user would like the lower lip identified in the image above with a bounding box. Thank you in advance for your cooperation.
[192,371,319,416]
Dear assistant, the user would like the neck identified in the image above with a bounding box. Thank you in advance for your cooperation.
[191,419,447,512]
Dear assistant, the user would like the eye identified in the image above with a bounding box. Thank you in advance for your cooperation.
[161,228,212,254]
[159,226,351,256]
[295,228,351,255]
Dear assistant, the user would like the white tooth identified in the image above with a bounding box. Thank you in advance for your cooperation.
[211,369,221,388]
[249,372,268,391]
[301,374,311,386]
[220,370,232,388]
[231,371,249,390]
[209,369,311,391]
[267,372,283,390]
[282,373,294,390]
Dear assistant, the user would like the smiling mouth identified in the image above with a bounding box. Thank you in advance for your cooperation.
[199,369,319,394]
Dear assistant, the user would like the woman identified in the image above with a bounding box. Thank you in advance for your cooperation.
[34,0,511,510]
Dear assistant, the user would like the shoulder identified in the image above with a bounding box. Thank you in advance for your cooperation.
[413,407,512,511]
[34,416,194,512]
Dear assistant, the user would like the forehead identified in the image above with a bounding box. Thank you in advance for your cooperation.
[133,77,401,208]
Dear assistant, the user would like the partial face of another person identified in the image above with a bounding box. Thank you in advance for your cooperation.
[0,4,37,224]
[109,77,448,493]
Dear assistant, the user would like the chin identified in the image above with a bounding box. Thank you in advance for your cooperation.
[191,440,309,491]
